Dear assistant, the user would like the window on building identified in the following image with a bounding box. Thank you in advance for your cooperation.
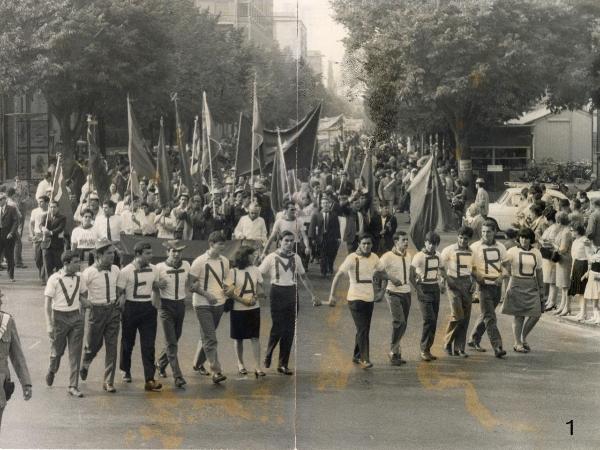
[471,147,530,171]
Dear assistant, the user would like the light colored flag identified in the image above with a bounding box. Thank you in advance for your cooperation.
[190,115,201,176]
[201,91,214,190]
[251,79,264,176]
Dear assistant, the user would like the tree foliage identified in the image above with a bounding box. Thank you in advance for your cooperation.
[333,0,598,171]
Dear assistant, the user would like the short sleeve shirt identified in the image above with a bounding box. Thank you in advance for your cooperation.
[338,252,383,301]
[470,240,507,284]
[190,253,232,306]
[506,247,542,278]
[411,251,442,284]
[272,218,305,243]
[80,265,120,304]
[117,263,159,302]
[440,244,473,278]
[156,261,191,301]
[259,252,305,286]
[44,270,82,312]
[70,226,98,250]
[230,266,263,311]
[379,251,412,294]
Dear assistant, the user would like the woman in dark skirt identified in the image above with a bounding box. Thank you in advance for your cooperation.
[569,223,591,321]
[502,228,544,353]
[226,246,265,377]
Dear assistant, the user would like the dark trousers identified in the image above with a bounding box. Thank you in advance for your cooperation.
[0,236,16,279]
[33,242,44,279]
[157,299,186,379]
[417,284,441,353]
[444,277,473,352]
[119,301,158,382]
[266,285,297,368]
[385,291,411,355]
[320,240,339,276]
[348,300,375,362]
[82,304,121,384]
[49,310,84,388]
[14,229,23,266]
[43,246,63,279]
[470,284,503,349]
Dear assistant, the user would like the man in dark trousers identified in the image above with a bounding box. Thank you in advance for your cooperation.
[0,192,19,282]
[377,204,397,254]
[341,197,364,253]
[40,200,66,278]
[309,197,341,278]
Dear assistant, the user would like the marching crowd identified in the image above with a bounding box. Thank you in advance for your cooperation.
[0,136,598,431]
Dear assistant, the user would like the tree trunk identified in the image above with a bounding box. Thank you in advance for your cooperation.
[452,119,472,184]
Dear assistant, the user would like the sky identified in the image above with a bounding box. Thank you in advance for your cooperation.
[273,0,347,64]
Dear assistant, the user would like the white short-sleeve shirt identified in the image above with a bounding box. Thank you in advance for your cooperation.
[471,240,507,284]
[379,251,412,294]
[230,266,263,311]
[506,246,542,278]
[116,263,159,302]
[411,251,442,284]
[190,252,231,306]
[338,252,383,301]
[70,226,98,250]
[156,261,191,301]
[44,270,82,312]
[80,265,120,304]
[258,252,305,286]
[440,243,474,278]
[271,218,305,243]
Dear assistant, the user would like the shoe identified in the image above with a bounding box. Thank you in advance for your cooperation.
[467,341,486,352]
[122,372,132,383]
[144,380,163,392]
[352,357,360,364]
[157,365,167,378]
[254,370,266,378]
[16,264,27,269]
[545,304,557,312]
[103,383,116,393]
[238,368,248,376]
[494,348,507,358]
[263,356,271,369]
[472,298,480,304]
[444,345,453,356]
[79,367,88,381]
[193,365,210,376]
[359,361,373,369]
[513,345,528,353]
[398,356,407,365]
[522,343,531,352]
[453,350,460,356]
[46,371,55,387]
[174,377,187,389]
[9,278,15,283]
[68,386,84,398]
[457,351,469,358]
[212,373,227,384]
[420,352,432,362]
[277,366,294,375]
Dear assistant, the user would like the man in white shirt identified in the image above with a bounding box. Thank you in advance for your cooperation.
[410,231,444,362]
[440,226,474,358]
[155,240,190,389]
[79,238,121,393]
[468,220,508,358]
[35,171,53,201]
[475,178,489,218]
[70,208,98,267]
[30,195,49,280]
[380,231,412,365]
[262,201,310,265]
[189,231,231,384]
[233,203,268,247]
[116,241,164,391]
[94,200,123,266]
[44,251,84,397]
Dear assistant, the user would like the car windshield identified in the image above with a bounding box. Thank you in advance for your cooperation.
[496,191,510,205]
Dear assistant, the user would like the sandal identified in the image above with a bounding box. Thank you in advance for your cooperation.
[513,345,528,353]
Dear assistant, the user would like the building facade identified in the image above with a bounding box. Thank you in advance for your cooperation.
[273,14,307,60]
[195,0,274,49]
[307,50,323,78]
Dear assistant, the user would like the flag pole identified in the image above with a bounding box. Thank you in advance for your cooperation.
[44,153,61,228]
[86,114,94,194]
[276,128,289,197]
[250,78,257,204]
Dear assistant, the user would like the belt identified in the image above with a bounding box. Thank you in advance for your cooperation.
[449,275,471,280]
[90,302,118,308]
[511,275,535,279]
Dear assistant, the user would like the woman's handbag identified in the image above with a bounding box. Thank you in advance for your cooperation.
[551,250,562,263]
[540,246,553,260]
[3,378,15,401]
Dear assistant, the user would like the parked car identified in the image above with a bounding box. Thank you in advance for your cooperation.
[479,184,568,231]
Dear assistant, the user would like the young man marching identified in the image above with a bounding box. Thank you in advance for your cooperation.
[440,226,474,357]
[379,231,412,365]
[410,231,445,362]
[468,220,508,358]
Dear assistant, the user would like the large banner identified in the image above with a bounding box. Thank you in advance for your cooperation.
[119,234,259,265]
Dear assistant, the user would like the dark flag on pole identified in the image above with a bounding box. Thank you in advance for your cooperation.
[127,95,156,180]
[155,117,171,205]
[172,93,193,193]
[51,155,74,235]
[407,155,455,249]
[271,130,289,216]
[87,115,111,202]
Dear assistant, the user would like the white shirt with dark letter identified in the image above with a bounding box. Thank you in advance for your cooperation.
[337,252,383,301]
[156,261,191,301]
[470,240,507,284]
[411,251,442,284]
[45,270,82,312]
[80,265,120,305]
[380,251,412,294]
[190,252,231,307]
[440,244,473,278]
[259,252,305,286]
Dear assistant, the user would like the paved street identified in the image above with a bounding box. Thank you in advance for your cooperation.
[1,231,600,449]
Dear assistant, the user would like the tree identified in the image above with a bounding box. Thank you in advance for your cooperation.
[333,0,596,179]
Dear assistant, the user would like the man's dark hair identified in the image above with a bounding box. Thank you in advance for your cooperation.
[208,230,226,244]
[134,241,152,255]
